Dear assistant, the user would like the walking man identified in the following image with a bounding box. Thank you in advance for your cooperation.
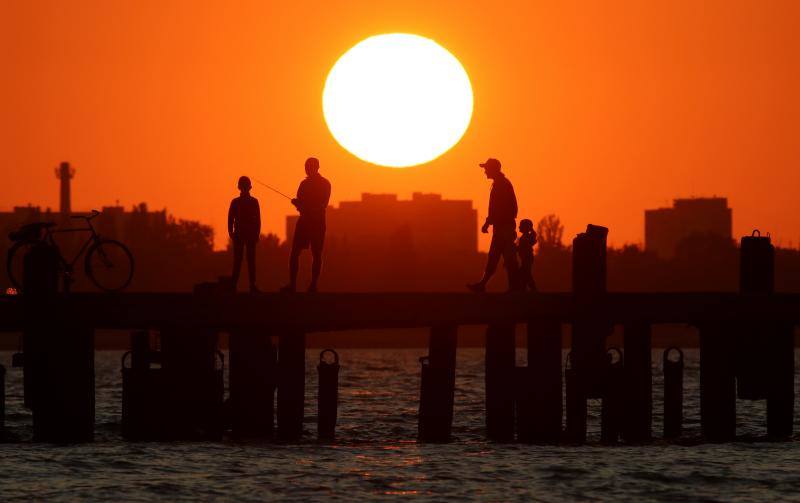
[468,158,520,292]
[228,175,261,293]
[282,157,331,293]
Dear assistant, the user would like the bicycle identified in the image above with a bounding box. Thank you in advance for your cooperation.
[7,209,135,292]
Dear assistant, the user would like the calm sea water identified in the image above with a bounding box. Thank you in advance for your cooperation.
[0,348,798,501]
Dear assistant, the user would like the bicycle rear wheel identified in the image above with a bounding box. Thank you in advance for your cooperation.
[85,239,134,292]
[6,240,37,292]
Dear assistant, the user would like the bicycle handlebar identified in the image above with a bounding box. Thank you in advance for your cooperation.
[69,210,101,220]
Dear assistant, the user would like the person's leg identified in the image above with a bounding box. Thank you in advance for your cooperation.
[519,261,530,290]
[470,233,501,290]
[231,239,244,290]
[246,240,257,291]
[500,229,520,291]
[309,228,325,292]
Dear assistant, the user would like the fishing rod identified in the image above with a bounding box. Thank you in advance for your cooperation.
[252,177,293,200]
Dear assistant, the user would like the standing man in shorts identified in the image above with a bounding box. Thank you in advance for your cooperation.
[282,157,331,293]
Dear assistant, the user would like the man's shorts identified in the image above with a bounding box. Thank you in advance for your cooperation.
[292,217,326,253]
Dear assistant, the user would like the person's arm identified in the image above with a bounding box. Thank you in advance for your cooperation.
[255,199,261,239]
[509,183,518,220]
[482,185,494,233]
[227,199,236,239]
[323,179,331,208]
[291,181,303,210]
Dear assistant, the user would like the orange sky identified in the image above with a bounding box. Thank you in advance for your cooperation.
[2,0,799,250]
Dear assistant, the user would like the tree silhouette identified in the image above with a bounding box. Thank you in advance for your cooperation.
[536,214,565,249]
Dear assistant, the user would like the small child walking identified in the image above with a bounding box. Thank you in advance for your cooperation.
[517,218,537,292]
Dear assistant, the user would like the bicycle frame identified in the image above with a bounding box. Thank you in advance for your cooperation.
[44,220,101,272]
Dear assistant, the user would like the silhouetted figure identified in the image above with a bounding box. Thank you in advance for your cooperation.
[468,158,520,292]
[282,158,331,293]
[228,176,261,293]
[518,218,537,292]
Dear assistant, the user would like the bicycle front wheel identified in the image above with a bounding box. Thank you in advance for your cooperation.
[85,239,134,292]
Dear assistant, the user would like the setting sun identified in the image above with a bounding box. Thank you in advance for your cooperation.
[322,33,473,168]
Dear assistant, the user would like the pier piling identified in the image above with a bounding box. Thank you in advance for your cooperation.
[485,322,515,442]
[24,242,95,442]
[317,349,340,441]
[519,320,562,443]
[700,323,736,442]
[160,329,223,440]
[230,330,276,438]
[419,324,457,442]
[623,322,652,443]
[766,323,794,438]
[277,330,306,441]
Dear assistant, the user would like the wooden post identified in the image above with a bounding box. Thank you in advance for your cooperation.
[277,329,305,441]
[23,241,95,442]
[564,350,587,444]
[520,320,562,443]
[317,349,340,441]
[700,323,736,442]
[623,321,652,443]
[160,328,222,440]
[663,347,684,439]
[766,323,794,438]
[419,324,457,442]
[230,329,276,438]
[485,322,515,442]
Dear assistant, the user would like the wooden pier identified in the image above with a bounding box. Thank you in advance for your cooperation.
[1,227,796,444]
[0,291,797,443]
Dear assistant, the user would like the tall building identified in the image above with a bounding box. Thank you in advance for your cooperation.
[285,193,481,291]
[645,197,732,259]
[287,192,478,256]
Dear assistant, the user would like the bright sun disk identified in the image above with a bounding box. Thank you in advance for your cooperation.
[322,33,474,168]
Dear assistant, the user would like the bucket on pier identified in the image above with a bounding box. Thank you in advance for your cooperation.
[663,347,683,439]
[317,349,339,441]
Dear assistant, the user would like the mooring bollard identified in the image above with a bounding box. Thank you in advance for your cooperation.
[600,347,625,444]
[277,329,306,441]
[230,330,276,439]
[23,242,95,443]
[318,349,340,441]
[419,325,457,443]
[485,322,515,442]
[663,347,684,439]
[623,321,652,443]
[700,323,736,442]
[520,320,562,443]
